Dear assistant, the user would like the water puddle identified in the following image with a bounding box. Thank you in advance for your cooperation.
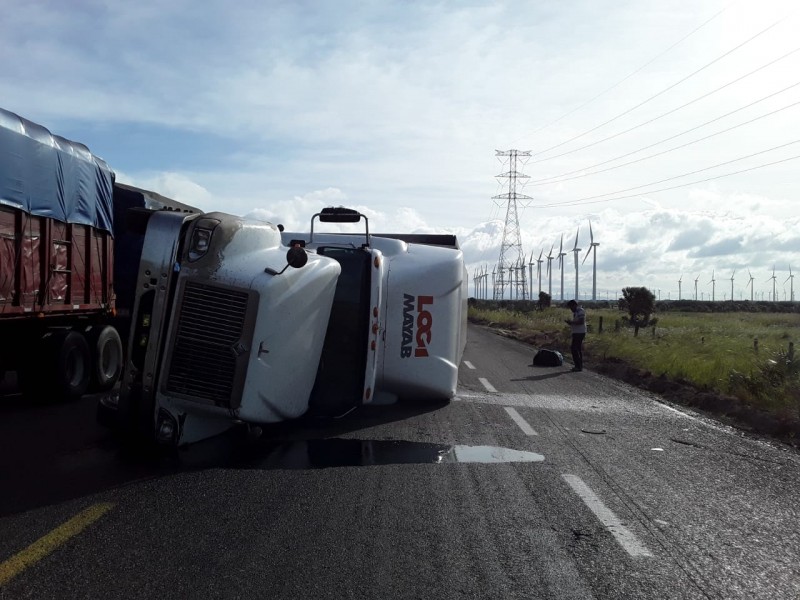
[180,437,544,470]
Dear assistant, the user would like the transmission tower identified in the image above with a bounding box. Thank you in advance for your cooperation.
[492,149,531,300]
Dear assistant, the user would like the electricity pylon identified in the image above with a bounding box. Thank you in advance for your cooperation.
[492,149,531,300]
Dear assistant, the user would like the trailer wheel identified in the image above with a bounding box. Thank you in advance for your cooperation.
[52,331,91,400]
[90,326,123,392]
[18,331,90,401]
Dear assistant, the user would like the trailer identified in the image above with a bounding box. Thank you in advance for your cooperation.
[0,107,196,399]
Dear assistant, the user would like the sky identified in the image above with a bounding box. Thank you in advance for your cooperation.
[3,0,799,302]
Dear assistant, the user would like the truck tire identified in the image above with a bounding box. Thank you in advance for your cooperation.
[89,326,123,392]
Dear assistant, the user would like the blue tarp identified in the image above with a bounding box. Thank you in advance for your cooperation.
[0,107,114,234]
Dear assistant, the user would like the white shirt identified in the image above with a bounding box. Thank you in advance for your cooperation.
[570,306,587,334]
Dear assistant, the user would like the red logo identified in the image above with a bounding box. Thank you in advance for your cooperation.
[401,294,433,358]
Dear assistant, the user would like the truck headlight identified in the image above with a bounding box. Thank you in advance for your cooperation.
[188,218,221,262]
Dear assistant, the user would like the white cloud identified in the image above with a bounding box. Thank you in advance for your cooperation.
[117,171,216,212]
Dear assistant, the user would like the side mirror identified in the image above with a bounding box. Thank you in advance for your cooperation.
[309,206,369,245]
[287,245,308,269]
[265,245,308,276]
[318,207,361,223]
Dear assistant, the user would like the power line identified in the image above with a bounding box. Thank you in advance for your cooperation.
[536,148,800,209]
[530,13,793,159]
[531,97,800,186]
[545,138,800,204]
[530,79,800,184]
[529,44,800,165]
[506,7,728,147]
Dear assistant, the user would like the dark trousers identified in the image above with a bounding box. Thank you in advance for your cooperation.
[571,333,585,370]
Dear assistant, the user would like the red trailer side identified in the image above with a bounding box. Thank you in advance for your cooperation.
[0,207,114,319]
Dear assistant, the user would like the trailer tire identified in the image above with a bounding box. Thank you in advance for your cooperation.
[52,331,92,400]
[17,331,90,401]
[90,326,123,392]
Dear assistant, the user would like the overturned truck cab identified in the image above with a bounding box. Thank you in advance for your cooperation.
[112,207,467,446]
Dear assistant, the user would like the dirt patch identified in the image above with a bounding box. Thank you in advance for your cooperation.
[479,323,800,447]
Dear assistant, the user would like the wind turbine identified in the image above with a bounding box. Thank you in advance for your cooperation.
[678,274,683,300]
[512,256,520,300]
[746,269,754,301]
[557,234,567,301]
[519,256,528,300]
[582,220,599,300]
[572,227,581,301]
[708,270,716,302]
[528,254,535,300]
[546,244,554,298]
[536,249,544,296]
[785,266,794,302]
[694,274,700,300]
[768,267,777,301]
[729,270,735,303]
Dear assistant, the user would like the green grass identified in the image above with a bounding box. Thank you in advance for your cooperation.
[469,304,800,416]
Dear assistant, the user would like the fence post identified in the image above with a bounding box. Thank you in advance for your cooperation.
[599,316,604,333]
[754,338,759,353]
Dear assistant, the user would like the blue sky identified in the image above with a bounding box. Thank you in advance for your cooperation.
[3,0,799,300]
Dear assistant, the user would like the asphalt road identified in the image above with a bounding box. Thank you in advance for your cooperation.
[1,323,799,599]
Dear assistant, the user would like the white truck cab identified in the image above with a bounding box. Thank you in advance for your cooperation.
[114,207,466,446]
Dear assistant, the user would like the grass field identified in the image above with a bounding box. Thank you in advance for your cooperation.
[469,303,800,419]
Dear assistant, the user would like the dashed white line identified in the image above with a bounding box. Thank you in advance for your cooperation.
[463,360,476,370]
[504,407,538,436]
[478,377,497,393]
[561,474,653,558]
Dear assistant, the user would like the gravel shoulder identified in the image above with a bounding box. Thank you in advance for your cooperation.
[473,320,800,448]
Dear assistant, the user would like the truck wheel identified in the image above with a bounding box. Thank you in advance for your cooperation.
[90,326,123,392]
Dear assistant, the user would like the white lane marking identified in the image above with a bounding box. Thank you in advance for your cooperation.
[562,474,653,558]
[478,378,497,393]
[463,360,476,370]
[504,407,538,436]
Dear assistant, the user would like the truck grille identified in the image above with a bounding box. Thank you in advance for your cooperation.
[165,281,251,407]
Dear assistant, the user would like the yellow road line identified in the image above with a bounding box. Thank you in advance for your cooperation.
[0,502,115,586]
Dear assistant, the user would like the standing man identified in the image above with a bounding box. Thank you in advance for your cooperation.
[565,299,586,372]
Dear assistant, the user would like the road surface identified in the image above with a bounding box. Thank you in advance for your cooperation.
[1,323,798,599]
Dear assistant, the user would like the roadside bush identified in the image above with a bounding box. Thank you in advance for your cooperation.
[729,348,800,414]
